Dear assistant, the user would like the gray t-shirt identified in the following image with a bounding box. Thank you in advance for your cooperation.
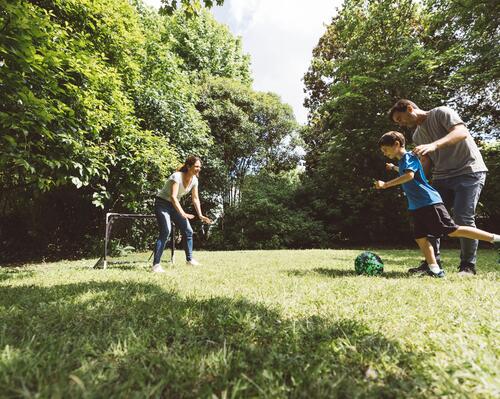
[412,106,487,180]
[157,171,198,202]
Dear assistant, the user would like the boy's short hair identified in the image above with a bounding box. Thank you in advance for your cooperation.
[378,131,406,148]
[388,99,419,121]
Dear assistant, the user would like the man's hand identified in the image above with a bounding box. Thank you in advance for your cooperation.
[374,180,386,190]
[182,213,195,220]
[199,215,213,224]
[413,142,438,156]
[385,163,395,171]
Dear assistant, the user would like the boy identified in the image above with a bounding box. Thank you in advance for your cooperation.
[374,131,499,277]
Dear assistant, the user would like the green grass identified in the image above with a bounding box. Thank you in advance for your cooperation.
[1,249,499,398]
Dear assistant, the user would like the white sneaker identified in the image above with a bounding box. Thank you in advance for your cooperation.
[152,264,166,273]
[186,259,201,266]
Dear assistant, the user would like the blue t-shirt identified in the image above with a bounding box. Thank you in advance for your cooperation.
[398,152,442,210]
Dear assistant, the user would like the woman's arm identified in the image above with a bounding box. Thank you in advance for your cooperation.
[191,185,212,224]
[170,181,194,219]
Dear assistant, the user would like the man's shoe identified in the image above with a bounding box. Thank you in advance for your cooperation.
[427,268,445,278]
[458,262,476,276]
[152,264,166,273]
[408,259,442,275]
[186,259,201,266]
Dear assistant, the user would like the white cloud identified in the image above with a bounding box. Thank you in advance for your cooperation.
[213,0,341,124]
[142,0,342,124]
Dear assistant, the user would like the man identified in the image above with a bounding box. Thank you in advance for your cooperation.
[388,99,488,275]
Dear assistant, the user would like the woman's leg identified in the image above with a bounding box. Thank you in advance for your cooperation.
[170,212,194,261]
[153,200,172,265]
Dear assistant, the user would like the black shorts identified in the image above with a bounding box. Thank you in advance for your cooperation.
[410,203,459,239]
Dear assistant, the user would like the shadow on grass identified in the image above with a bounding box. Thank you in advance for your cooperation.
[0,282,432,398]
[286,268,409,279]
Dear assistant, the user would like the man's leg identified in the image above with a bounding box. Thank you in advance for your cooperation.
[452,173,486,273]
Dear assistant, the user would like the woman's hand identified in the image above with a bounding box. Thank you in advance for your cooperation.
[199,215,213,224]
[182,213,195,220]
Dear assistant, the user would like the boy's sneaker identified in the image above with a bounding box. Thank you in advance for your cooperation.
[186,259,201,266]
[408,259,442,275]
[427,268,445,278]
[458,262,476,276]
[152,264,166,273]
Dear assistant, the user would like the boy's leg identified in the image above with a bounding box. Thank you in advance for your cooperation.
[427,179,455,267]
[415,237,445,277]
[448,226,494,242]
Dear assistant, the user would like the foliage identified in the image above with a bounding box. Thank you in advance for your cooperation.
[423,0,500,137]
[166,9,251,84]
[0,0,179,260]
[302,0,434,243]
[301,0,499,244]
[159,0,224,16]
[210,171,328,249]
[478,142,500,231]
[196,77,300,212]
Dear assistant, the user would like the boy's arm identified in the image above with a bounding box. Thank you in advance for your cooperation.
[385,163,399,173]
[375,171,414,190]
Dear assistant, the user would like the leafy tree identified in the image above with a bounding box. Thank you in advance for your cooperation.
[196,77,299,211]
[423,0,500,137]
[302,0,439,243]
[211,171,328,249]
[159,0,224,16]
[166,9,251,84]
[302,0,498,244]
[0,0,178,260]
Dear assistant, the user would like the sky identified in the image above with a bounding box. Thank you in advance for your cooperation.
[141,0,342,124]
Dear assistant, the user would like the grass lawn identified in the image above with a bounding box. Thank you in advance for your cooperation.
[1,249,499,398]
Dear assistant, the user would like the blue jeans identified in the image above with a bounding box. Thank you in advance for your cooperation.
[153,198,193,264]
[429,172,486,266]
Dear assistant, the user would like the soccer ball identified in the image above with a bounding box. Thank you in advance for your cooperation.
[354,251,384,276]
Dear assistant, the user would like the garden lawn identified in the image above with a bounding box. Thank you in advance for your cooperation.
[1,249,499,398]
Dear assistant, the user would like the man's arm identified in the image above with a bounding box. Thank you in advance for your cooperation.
[413,124,469,156]
[375,171,414,190]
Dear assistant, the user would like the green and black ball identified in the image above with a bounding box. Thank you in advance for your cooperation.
[354,251,384,276]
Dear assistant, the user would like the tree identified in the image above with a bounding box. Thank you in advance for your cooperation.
[423,0,500,137]
[196,77,299,212]
[165,9,251,84]
[211,171,328,249]
[159,0,224,16]
[302,0,441,243]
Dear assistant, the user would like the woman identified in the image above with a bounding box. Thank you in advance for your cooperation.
[152,156,211,273]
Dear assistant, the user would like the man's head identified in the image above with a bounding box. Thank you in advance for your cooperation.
[389,99,420,127]
[378,131,406,159]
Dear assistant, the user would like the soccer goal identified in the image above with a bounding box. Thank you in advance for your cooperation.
[93,212,175,269]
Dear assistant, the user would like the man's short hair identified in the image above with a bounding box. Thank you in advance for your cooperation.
[388,99,419,121]
[378,131,406,148]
